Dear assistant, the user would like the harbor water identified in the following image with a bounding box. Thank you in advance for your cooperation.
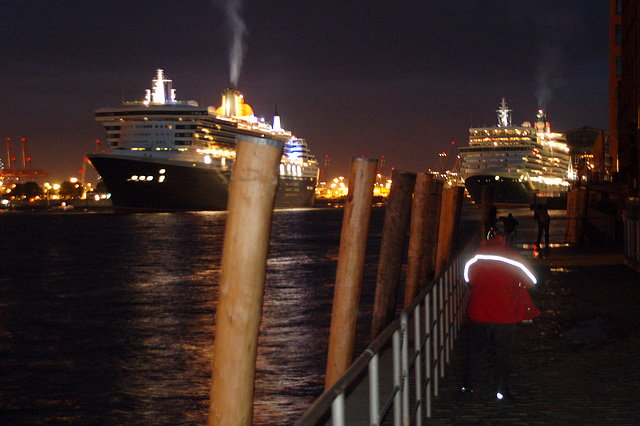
[0,208,384,425]
[0,204,552,424]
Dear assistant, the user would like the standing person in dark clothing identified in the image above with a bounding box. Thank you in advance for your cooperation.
[499,213,519,246]
[461,233,539,402]
[534,205,550,249]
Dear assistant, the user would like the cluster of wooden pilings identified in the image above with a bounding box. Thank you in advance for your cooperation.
[207,149,466,425]
[324,161,465,390]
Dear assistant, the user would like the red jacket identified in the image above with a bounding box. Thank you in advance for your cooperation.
[465,236,540,323]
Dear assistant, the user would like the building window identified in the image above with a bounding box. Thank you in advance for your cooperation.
[616,25,622,45]
[616,56,622,76]
[616,0,622,14]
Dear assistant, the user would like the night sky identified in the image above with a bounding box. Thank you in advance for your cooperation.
[2,0,609,183]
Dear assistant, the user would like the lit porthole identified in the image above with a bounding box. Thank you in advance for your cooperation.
[146,176,153,181]
[159,169,166,174]
[139,175,146,180]
[131,175,138,181]
[159,176,166,183]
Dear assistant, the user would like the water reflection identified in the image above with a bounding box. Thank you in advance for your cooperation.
[0,208,373,425]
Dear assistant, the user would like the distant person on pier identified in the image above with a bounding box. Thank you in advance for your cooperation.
[534,205,550,249]
[499,213,519,246]
[461,231,539,403]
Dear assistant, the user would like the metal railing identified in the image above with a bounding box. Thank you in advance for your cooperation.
[624,198,640,264]
[296,233,480,425]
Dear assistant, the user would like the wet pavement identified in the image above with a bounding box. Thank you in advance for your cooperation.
[427,242,640,424]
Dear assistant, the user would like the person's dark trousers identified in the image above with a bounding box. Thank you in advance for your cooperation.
[536,224,550,247]
[464,321,517,393]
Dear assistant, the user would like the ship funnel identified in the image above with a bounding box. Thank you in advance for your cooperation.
[536,110,548,133]
[272,104,282,132]
[221,88,242,117]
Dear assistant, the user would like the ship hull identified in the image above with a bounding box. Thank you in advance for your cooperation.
[88,154,316,212]
[463,175,536,206]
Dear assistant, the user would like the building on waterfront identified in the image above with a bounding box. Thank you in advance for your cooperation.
[565,127,610,184]
[610,0,640,196]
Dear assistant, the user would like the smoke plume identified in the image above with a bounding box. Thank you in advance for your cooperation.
[535,48,561,110]
[533,5,574,111]
[225,0,248,87]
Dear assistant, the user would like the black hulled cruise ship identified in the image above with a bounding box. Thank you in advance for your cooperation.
[88,69,319,212]
[458,99,571,206]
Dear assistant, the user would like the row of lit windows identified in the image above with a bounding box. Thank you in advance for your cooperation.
[96,109,207,117]
[460,146,529,153]
[127,169,167,183]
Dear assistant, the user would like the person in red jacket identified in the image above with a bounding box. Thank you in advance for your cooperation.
[461,232,540,402]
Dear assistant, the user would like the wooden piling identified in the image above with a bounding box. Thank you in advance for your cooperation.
[208,136,284,426]
[371,170,416,339]
[435,186,464,277]
[566,187,590,243]
[420,178,444,287]
[325,157,378,390]
[404,174,443,308]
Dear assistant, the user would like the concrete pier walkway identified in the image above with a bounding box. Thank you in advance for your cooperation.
[427,243,640,424]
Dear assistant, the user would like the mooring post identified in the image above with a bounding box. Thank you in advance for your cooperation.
[420,178,444,287]
[370,170,416,339]
[208,136,283,426]
[404,173,442,308]
[566,186,590,243]
[565,189,576,242]
[435,186,464,277]
[404,173,430,308]
[325,157,378,390]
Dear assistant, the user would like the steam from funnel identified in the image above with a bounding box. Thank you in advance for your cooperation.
[533,5,572,111]
[225,0,248,87]
[535,51,559,111]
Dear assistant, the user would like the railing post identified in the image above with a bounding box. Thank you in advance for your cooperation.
[401,312,410,425]
[424,293,432,417]
[444,269,451,364]
[413,305,423,426]
[438,278,445,378]
[331,393,345,426]
[369,354,380,425]
[432,283,439,396]
[393,329,402,425]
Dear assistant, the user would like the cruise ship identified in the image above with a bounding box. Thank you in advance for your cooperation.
[458,98,571,206]
[88,69,319,211]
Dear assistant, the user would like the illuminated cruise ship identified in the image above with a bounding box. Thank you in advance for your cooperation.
[88,69,319,211]
[459,98,571,205]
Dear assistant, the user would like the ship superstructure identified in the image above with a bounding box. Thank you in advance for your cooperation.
[459,98,571,205]
[88,69,319,211]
